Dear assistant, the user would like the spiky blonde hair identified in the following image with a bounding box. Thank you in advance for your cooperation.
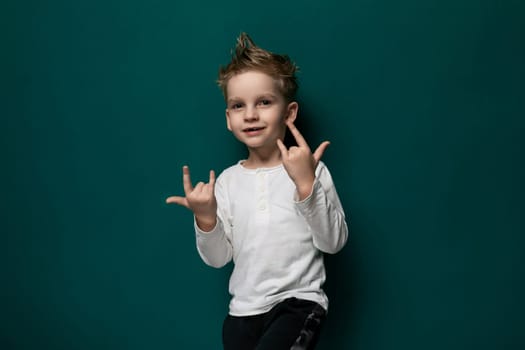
[217,33,299,102]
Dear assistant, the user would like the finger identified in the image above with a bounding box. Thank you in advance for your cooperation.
[276,138,288,157]
[286,120,309,148]
[313,141,330,162]
[194,182,205,193]
[209,170,216,187]
[182,165,194,195]
[166,195,189,208]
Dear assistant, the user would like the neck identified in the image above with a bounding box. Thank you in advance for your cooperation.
[243,146,282,169]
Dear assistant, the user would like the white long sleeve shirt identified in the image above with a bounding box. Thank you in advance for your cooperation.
[194,160,348,316]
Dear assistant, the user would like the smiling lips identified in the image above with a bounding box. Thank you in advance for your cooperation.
[243,126,265,135]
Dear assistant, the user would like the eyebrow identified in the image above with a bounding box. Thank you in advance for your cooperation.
[227,97,241,104]
[227,93,277,104]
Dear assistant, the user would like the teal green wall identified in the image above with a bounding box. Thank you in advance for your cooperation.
[3,0,524,349]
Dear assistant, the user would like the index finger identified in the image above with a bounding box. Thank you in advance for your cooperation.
[182,165,194,194]
[286,120,309,148]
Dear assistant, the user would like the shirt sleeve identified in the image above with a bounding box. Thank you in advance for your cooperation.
[294,162,349,254]
[194,175,233,268]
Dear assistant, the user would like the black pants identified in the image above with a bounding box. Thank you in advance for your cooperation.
[222,298,326,350]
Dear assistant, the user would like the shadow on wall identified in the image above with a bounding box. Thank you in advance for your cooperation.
[292,100,360,348]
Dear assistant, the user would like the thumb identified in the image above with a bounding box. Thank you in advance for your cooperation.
[313,141,330,163]
[166,195,189,208]
[276,138,288,157]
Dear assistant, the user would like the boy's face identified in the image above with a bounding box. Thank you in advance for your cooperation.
[225,70,297,152]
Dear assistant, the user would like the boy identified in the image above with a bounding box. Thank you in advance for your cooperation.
[166,33,348,349]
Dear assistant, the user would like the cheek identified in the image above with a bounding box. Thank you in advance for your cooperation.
[276,109,288,123]
[228,114,244,131]
[225,112,231,131]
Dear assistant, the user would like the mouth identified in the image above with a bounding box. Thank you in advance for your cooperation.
[243,126,265,133]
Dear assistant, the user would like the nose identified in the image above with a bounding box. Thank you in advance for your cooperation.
[244,106,259,122]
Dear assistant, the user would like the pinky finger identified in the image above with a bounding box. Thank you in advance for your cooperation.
[209,170,216,186]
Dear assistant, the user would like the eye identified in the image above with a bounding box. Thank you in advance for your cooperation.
[258,99,271,106]
[230,102,243,110]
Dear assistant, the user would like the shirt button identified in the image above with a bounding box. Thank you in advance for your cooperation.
[258,201,267,211]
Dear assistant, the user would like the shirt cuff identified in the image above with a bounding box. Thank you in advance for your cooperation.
[294,178,322,211]
[194,216,220,236]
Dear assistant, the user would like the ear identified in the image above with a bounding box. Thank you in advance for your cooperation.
[285,101,298,124]
[225,109,232,131]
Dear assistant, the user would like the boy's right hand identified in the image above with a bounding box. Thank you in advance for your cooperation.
[166,166,217,232]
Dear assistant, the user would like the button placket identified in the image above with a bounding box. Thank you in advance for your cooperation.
[256,172,268,212]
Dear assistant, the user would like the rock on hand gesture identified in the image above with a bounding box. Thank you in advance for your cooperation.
[166,166,217,232]
[276,120,330,200]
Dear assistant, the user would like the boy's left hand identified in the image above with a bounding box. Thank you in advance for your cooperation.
[277,120,330,200]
